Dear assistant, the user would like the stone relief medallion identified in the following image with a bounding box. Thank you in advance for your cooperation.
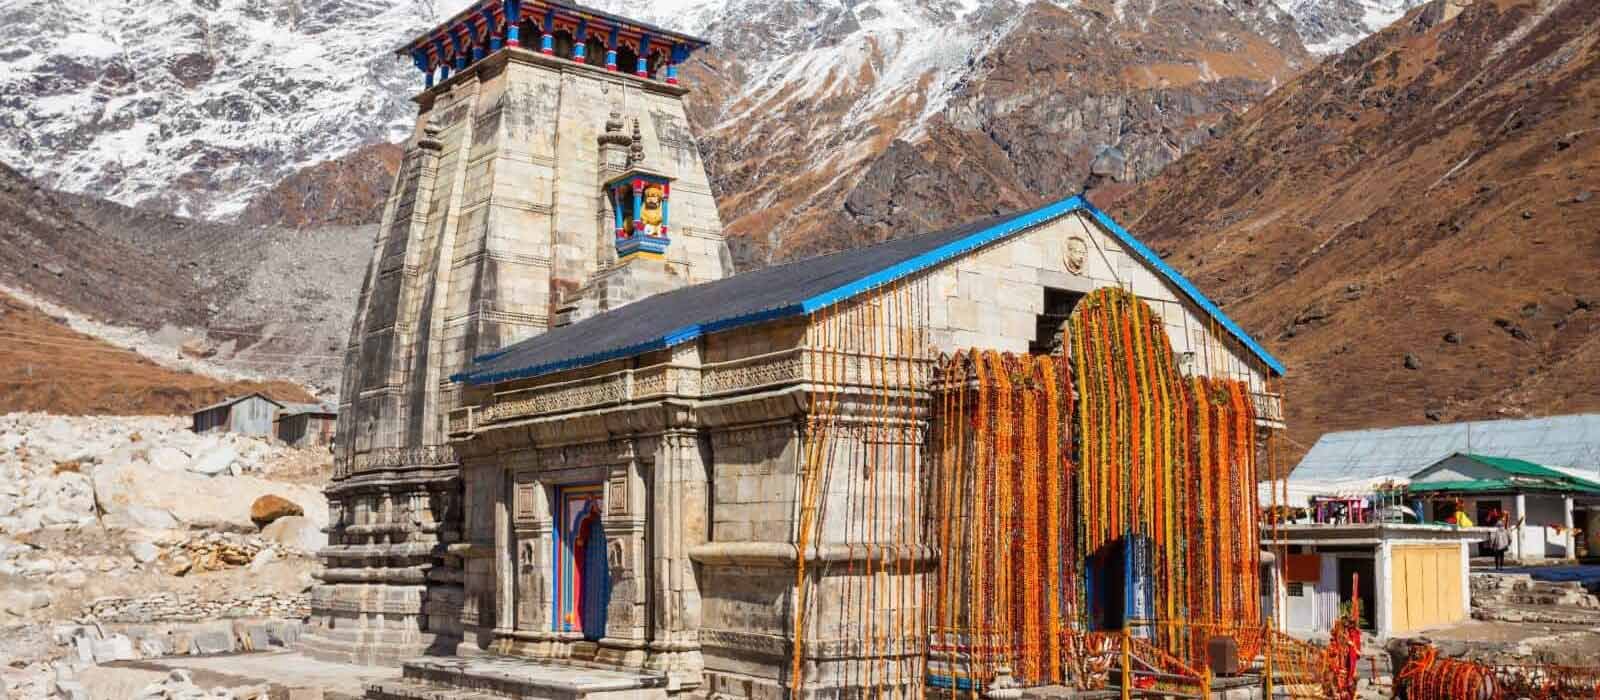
[1065,236,1089,274]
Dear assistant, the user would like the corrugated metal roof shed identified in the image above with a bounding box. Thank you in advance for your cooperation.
[1292,414,1600,488]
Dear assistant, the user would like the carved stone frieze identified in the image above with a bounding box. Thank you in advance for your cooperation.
[709,421,795,448]
[701,351,806,395]
[339,445,460,477]
[485,374,626,422]
[533,439,632,470]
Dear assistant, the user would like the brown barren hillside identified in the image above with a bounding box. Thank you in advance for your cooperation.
[0,294,314,416]
[1113,0,1600,457]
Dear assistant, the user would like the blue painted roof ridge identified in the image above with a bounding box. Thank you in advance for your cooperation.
[457,194,1285,385]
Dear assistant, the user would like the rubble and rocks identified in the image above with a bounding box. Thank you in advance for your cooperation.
[1472,571,1600,624]
[134,668,270,700]
[0,414,329,536]
[0,413,331,693]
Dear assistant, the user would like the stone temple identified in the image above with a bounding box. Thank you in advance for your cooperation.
[311,1,1293,698]
[305,0,729,667]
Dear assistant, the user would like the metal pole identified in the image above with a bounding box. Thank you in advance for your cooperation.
[1264,616,1274,700]
[1122,626,1133,700]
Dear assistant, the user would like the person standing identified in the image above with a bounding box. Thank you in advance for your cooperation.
[1487,517,1513,570]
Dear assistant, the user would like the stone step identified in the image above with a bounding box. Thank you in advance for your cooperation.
[368,679,486,700]
[1472,604,1600,625]
[1475,591,1599,607]
[373,657,670,700]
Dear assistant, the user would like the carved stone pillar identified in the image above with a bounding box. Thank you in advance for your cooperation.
[646,407,708,691]
[598,441,651,667]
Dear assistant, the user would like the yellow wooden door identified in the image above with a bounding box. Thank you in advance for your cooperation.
[1391,544,1463,633]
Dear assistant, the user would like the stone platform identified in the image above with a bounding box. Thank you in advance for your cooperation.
[367,657,669,700]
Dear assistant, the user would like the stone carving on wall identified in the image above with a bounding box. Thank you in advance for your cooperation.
[710,421,794,448]
[1065,236,1088,273]
[520,541,538,575]
[700,352,806,395]
[347,445,460,473]
[541,442,617,469]
[608,475,628,514]
[514,475,539,522]
[486,375,626,422]
[478,351,822,426]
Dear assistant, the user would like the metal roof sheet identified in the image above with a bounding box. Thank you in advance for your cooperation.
[276,402,338,418]
[191,392,284,416]
[1292,414,1600,487]
[456,196,1286,386]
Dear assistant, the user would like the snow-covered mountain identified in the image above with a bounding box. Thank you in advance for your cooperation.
[1280,0,1431,53]
[0,0,1398,225]
[0,0,478,219]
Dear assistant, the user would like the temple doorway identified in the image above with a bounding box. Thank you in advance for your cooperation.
[554,485,610,641]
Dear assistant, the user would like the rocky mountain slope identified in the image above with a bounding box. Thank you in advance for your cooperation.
[0,162,205,332]
[0,158,366,398]
[1113,0,1600,458]
[238,143,403,228]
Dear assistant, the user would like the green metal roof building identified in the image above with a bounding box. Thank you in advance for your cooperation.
[1408,453,1600,561]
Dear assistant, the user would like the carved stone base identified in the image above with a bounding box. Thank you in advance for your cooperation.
[645,644,707,693]
[304,467,462,666]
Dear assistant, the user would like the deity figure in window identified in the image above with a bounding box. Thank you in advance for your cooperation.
[639,185,665,237]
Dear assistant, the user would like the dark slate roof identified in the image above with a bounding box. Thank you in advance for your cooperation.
[458,196,1286,385]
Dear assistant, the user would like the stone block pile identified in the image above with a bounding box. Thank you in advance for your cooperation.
[1471,571,1600,624]
[17,621,303,700]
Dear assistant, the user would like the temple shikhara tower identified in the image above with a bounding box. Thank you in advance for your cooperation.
[317,2,1308,699]
[305,0,730,666]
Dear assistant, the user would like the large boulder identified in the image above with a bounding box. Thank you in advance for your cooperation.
[185,443,239,477]
[260,516,326,553]
[144,446,191,472]
[106,505,180,531]
[92,462,326,533]
[249,495,302,529]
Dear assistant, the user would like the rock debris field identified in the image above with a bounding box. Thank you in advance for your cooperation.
[0,413,333,698]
